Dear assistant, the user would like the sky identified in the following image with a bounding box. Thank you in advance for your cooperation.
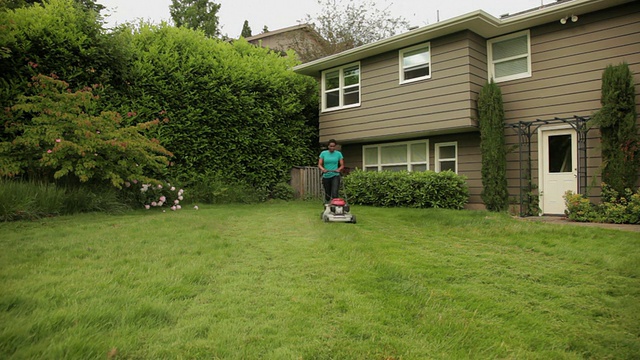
[98,0,552,38]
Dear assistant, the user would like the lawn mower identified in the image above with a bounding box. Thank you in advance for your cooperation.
[320,177,356,224]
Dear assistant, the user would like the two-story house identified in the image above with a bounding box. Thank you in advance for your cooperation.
[293,0,640,215]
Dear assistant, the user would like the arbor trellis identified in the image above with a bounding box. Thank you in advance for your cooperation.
[507,115,591,217]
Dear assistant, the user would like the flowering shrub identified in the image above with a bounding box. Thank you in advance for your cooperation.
[598,184,640,224]
[121,180,186,211]
[1,74,173,189]
[564,184,640,224]
[563,191,597,222]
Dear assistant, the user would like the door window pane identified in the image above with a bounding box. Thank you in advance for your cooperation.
[548,134,572,173]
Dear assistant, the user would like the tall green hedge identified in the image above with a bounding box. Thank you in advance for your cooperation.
[107,24,319,190]
[592,62,639,194]
[1,0,320,193]
[477,80,509,212]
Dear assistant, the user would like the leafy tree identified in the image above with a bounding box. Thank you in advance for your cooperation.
[1,74,173,188]
[169,0,221,38]
[0,0,131,142]
[477,80,509,212]
[295,0,410,61]
[0,0,104,12]
[0,0,40,9]
[592,62,639,194]
[241,20,252,38]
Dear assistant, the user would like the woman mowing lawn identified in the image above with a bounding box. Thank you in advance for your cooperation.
[318,139,344,203]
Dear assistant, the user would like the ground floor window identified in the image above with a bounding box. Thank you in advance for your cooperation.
[435,142,457,173]
[363,140,429,172]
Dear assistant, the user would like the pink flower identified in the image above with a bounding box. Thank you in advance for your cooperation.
[176,205,181,210]
[178,196,183,201]
[96,130,101,134]
[158,201,164,206]
[151,201,157,207]
[157,184,163,189]
[47,149,52,154]
[171,206,177,211]
[170,186,176,191]
[174,200,179,205]
[55,138,61,143]
[159,196,166,202]
[133,179,138,184]
[145,205,150,209]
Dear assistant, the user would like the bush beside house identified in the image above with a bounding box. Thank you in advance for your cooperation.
[343,170,469,209]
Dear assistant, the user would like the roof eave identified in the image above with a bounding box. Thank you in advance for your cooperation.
[293,0,632,77]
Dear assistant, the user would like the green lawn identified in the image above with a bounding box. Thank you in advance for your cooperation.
[1,202,639,359]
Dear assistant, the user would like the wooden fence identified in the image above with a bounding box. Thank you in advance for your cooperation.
[290,166,323,200]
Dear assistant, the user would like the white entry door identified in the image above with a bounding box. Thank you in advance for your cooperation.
[539,128,577,215]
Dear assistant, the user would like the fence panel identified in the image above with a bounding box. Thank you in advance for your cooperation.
[290,166,323,200]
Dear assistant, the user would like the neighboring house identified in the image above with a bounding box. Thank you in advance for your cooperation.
[245,24,327,63]
[293,0,640,215]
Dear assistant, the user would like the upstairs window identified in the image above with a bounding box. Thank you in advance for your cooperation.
[400,43,431,84]
[322,63,360,111]
[488,30,531,82]
[363,140,429,172]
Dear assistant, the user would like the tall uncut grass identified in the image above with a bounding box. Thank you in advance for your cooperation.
[1,202,639,359]
[0,180,127,221]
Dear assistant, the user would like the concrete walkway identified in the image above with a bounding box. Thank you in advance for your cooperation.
[518,216,640,233]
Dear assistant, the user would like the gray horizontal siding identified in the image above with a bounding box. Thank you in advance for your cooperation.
[500,2,640,204]
[319,31,485,144]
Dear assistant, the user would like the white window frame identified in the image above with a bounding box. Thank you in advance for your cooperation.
[435,142,458,173]
[321,62,361,112]
[487,30,531,83]
[362,140,429,172]
[399,43,431,84]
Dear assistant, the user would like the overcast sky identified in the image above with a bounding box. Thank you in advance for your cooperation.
[98,0,552,38]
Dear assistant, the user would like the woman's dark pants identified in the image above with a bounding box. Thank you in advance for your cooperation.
[322,176,341,203]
